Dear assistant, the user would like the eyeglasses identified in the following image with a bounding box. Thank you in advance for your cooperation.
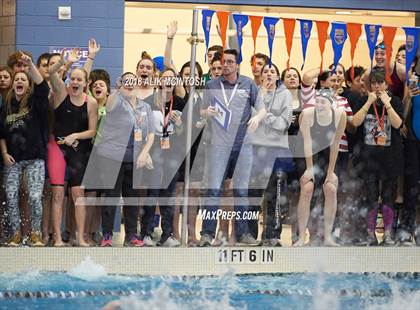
[222,59,236,65]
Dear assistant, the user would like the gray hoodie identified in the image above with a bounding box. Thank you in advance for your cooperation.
[249,83,292,148]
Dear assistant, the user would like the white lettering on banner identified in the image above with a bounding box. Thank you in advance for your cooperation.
[215,249,274,264]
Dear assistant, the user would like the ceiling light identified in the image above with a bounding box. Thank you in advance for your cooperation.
[336,11,352,15]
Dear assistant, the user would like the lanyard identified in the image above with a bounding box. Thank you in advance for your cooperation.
[372,101,386,131]
[126,98,142,129]
[220,82,239,108]
[162,96,173,129]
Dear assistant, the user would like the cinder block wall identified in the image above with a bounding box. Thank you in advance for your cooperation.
[15,0,124,83]
[0,0,16,66]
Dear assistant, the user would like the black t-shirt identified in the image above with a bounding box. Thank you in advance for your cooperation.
[0,80,49,162]
[354,94,404,177]
[341,88,364,154]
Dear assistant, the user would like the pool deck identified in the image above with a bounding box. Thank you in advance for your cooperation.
[1,247,419,275]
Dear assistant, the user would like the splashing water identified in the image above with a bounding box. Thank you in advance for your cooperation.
[107,283,237,310]
[67,256,107,281]
[3,269,42,290]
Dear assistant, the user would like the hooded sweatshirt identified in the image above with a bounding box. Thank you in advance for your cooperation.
[249,83,292,148]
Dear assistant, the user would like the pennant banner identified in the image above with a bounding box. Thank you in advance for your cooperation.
[299,19,313,70]
[382,26,397,85]
[330,22,348,73]
[263,16,280,66]
[346,23,362,80]
[249,16,263,68]
[233,14,249,64]
[216,11,229,50]
[403,27,420,85]
[283,18,296,69]
[364,24,381,69]
[201,10,215,63]
[315,21,329,72]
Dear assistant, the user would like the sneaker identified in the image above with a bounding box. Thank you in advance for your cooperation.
[161,236,181,247]
[261,239,282,247]
[92,232,103,245]
[382,233,395,246]
[143,236,156,247]
[366,233,378,246]
[213,231,228,247]
[199,234,213,247]
[124,235,144,247]
[29,232,44,247]
[151,227,162,242]
[8,232,22,247]
[100,234,112,247]
[238,233,259,246]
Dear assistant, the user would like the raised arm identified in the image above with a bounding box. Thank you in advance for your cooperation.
[48,50,68,108]
[19,52,43,85]
[394,61,406,83]
[164,21,178,72]
[302,67,321,86]
[84,38,101,77]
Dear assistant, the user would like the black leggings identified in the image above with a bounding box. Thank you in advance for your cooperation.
[101,159,140,238]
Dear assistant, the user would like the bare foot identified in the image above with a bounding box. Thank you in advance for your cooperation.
[76,239,90,247]
[324,238,340,247]
[293,238,306,247]
[53,240,65,247]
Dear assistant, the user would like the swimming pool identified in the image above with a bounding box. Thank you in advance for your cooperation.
[1,258,419,310]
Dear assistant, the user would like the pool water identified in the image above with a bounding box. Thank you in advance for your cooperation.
[0,258,419,310]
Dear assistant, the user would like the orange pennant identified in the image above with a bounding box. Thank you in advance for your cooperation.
[249,16,263,68]
[346,23,362,80]
[315,21,329,72]
[382,26,397,85]
[283,18,296,69]
[216,11,229,50]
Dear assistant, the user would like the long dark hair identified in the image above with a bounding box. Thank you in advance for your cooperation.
[316,70,333,89]
[5,71,34,118]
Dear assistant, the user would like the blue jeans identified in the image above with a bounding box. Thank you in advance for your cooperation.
[201,144,253,239]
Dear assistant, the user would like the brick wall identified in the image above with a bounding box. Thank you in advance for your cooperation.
[0,0,16,66]
[15,0,124,83]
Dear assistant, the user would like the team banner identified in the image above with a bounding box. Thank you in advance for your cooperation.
[249,16,263,68]
[315,20,329,72]
[233,14,249,64]
[298,19,313,70]
[346,23,362,80]
[283,18,296,69]
[263,16,280,66]
[364,24,381,69]
[216,11,230,50]
[403,27,420,85]
[201,9,215,63]
[382,26,397,85]
[330,22,348,73]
